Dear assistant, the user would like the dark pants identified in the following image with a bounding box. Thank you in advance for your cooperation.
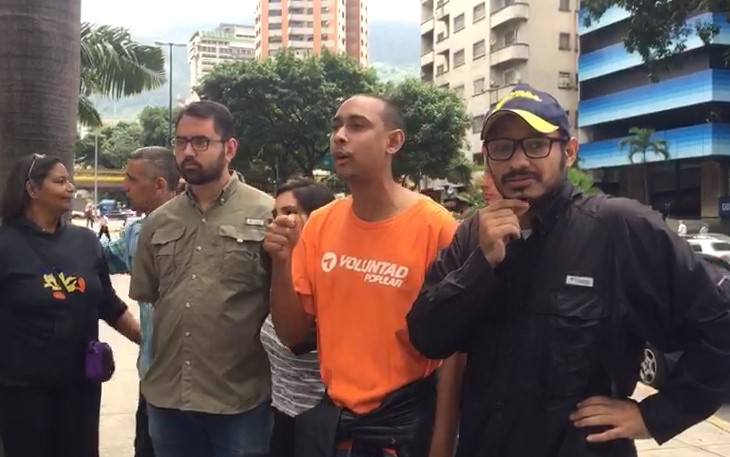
[148,401,273,457]
[98,226,110,240]
[269,408,295,457]
[0,382,101,457]
[135,391,156,457]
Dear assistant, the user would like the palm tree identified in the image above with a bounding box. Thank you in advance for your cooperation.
[79,23,166,126]
[619,127,670,204]
[0,0,82,199]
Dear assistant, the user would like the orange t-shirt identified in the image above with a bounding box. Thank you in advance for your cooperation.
[291,196,457,414]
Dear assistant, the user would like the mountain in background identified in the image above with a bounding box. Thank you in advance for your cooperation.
[91,20,420,122]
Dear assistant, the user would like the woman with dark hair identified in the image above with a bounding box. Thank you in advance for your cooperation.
[0,154,141,457]
[261,177,335,457]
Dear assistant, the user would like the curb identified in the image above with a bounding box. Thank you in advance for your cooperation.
[708,414,730,433]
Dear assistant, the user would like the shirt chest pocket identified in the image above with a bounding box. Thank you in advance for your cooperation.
[218,225,268,289]
[533,286,608,397]
[150,227,185,289]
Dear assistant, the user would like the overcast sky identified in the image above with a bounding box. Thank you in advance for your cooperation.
[81,0,420,38]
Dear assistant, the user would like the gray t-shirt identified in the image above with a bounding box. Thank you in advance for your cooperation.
[260,314,325,417]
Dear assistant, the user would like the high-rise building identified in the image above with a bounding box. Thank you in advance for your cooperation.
[420,0,579,165]
[578,8,730,219]
[188,24,256,89]
[255,0,368,64]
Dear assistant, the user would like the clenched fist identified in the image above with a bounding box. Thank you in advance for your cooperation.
[263,214,303,262]
[478,199,530,267]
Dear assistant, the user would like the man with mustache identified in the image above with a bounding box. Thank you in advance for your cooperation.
[129,101,274,457]
[407,84,730,457]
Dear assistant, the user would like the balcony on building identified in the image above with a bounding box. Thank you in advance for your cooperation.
[491,1,529,29]
[422,62,435,82]
[489,83,518,106]
[490,43,529,67]
[421,47,435,66]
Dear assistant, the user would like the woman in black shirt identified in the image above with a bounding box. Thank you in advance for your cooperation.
[0,154,141,457]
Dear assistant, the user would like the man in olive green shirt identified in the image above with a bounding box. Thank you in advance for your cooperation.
[130,101,274,457]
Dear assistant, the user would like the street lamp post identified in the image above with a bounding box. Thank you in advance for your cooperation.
[155,41,186,144]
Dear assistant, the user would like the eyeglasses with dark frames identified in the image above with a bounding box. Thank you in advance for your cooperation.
[27,153,46,179]
[171,136,226,152]
[485,137,568,161]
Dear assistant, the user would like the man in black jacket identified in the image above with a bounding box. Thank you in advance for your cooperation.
[406,84,730,457]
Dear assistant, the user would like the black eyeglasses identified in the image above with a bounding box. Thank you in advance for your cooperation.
[27,153,46,179]
[485,137,568,161]
[171,136,226,152]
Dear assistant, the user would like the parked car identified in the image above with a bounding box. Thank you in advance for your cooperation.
[639,253,730,388]
[682,234,730,263]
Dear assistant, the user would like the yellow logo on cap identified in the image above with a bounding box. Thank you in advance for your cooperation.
[495,90,542,110]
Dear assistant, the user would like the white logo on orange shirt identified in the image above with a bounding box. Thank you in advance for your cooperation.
[320,252,409,288]
[321,252,338,273]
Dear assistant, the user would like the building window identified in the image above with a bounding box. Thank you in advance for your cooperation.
[454,84,465,98]
[473,77,485,95]
[454,13,465,32]
[473,40,486,59]
[472,115,485,133]
[565,110,572,126]
[504,29,517,47]
[559,0,570,11]
[558,71,572,89]
[559,33,571,50]
[453,49,465,68]
[473,3,486,22]
[503,69,519,85]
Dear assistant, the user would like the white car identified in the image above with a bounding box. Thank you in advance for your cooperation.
[686,236,730,262]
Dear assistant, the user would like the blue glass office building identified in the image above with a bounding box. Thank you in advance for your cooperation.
[578,8,730,219]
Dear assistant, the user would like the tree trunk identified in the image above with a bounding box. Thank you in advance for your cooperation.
[0,0,81,199]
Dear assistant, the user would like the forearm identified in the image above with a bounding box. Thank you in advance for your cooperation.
[429,353,466,457]
[270,260,314,348]
[407,249,494,359]
[114,310,141,345]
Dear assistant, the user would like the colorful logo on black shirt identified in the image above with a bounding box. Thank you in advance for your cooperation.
[43,273,86,300]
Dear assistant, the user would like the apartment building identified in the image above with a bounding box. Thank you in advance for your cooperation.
[256,0,368,64]
[188,24,256,88]
[578,8,730,220]
[420,0,579,165]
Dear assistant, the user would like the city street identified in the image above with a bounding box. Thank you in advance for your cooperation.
[98,270,730,457]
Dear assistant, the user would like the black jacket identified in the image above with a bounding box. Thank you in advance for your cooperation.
[0,219,127,385]
[407,183,730,457]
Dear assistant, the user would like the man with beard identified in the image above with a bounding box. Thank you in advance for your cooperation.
[264,94,463,457]
[130,101,274,457]
[406,84,730,457]
[103,147,179,457]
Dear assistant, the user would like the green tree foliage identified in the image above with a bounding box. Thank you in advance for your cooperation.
[197,50,379,181]
[619,126,670,203]
[568,166,601,194]
[385,79,472,185]
[80,23,166,126]
[76,122,143,169]
[581,0,729,79]
[619,127,670,164]
[138,106,180,147]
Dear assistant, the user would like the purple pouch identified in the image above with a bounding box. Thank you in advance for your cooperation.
[85,341,115,383]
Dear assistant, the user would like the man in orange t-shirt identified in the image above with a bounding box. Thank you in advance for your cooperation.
[264,94,463,457]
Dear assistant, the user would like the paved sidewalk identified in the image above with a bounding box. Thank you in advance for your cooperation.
[99,274,730,456]
[633,384,730,456]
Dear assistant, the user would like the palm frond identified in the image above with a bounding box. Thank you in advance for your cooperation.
[78,94,103,127]
[81,22,166,99]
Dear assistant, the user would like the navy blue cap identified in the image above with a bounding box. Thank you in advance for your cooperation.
[480,84,571,140]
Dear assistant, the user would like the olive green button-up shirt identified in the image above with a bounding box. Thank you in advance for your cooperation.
[129,175,274,414]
